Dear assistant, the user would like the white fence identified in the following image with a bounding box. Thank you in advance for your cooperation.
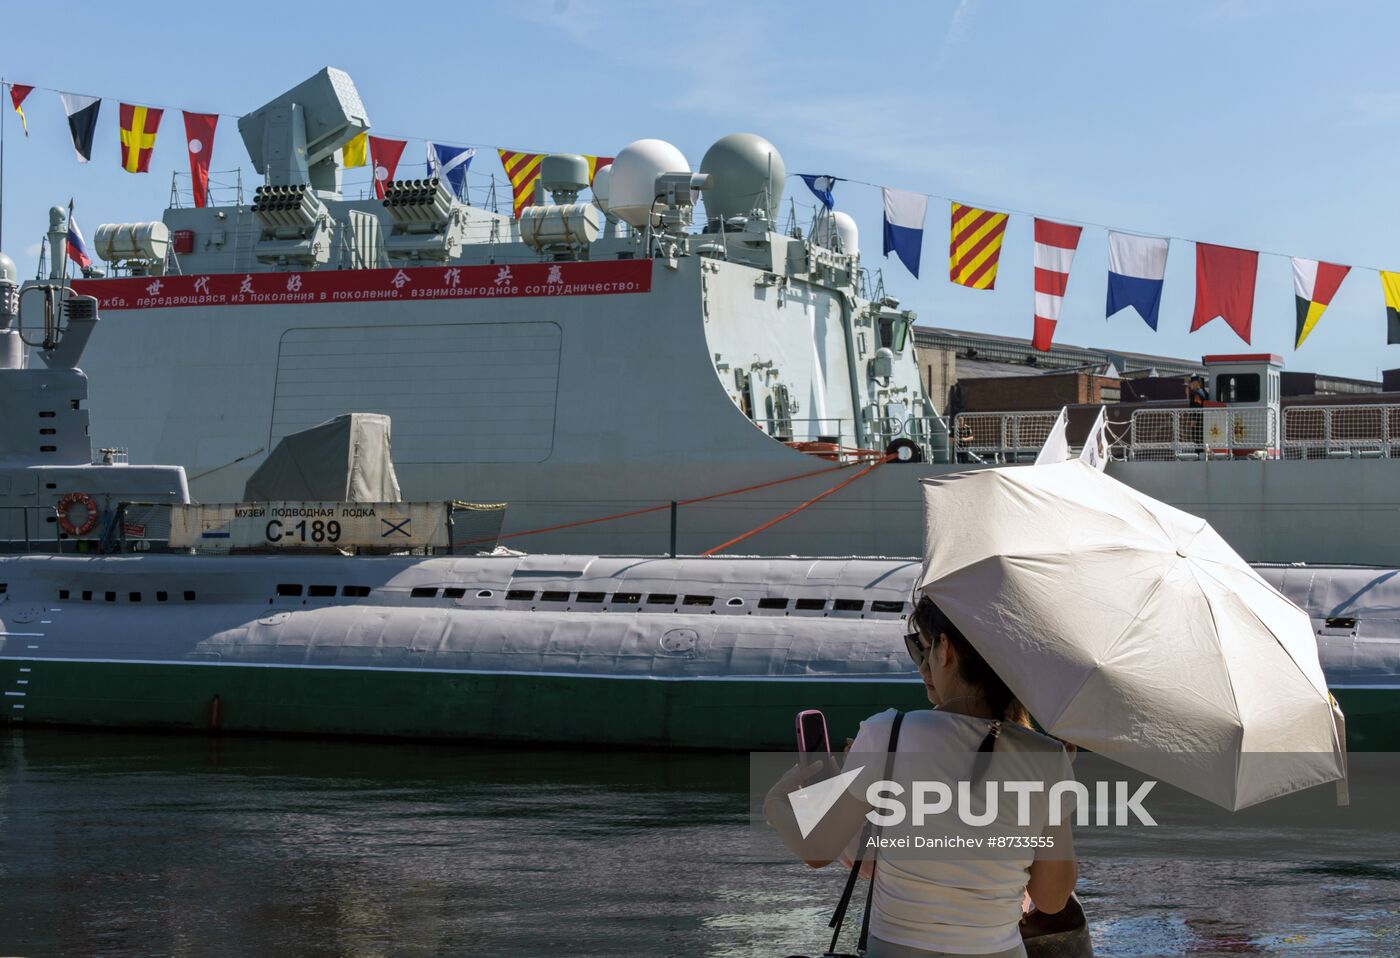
[1282,405,1400,459]
[953,407,1285,463]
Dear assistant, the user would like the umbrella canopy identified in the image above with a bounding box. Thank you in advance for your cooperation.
[917,460,1346,811]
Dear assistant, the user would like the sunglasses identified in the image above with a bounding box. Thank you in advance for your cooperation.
[904,631,928,666]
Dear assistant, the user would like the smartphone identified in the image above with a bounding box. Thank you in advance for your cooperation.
[796,709,831,771]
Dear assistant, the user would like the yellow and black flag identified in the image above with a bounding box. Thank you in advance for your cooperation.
[1382,271,1400,345]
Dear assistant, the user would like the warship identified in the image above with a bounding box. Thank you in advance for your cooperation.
[6,66,1393,565]
[0,268,1394,750]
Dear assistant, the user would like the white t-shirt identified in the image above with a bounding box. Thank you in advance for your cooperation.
[845,708,1070,955]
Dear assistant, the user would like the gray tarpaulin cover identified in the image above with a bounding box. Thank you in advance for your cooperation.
[244,414,402,503]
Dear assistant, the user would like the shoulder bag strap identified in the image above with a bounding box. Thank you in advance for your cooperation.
[825,711,906,956]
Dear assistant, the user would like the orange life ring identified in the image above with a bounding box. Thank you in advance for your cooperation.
[57,492,99,537]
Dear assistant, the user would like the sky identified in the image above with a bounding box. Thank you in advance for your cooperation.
[2,0,1398,378]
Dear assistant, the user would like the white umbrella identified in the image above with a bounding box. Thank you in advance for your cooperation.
[917,460,1347,811]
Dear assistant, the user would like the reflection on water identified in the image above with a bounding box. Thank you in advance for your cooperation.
[1,730,1396,957]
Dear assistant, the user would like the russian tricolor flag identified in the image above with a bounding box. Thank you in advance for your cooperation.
[882,187,927,278]
[1107,231,1169,330]
[66,202,93,271]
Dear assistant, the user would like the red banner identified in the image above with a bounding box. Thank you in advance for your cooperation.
[72,260,653,311]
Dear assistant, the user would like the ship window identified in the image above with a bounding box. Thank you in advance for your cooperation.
[1214,373,1260,403]
[758,598,790,610]
[38,411,55,418]
[104,591,116,603]
[39,428,56,436]
[45,483,57,490]
[276,584,303,597]
[442,587,467,599]
[476,590,494,598]
[576,591,606,603]
[833,599,865,612]
[646,594,678,605]
[410,587,438,598]
[507,589,536,601]
[726,597,744,607]
[342,586,371,597]
[40,445,56,453]
[156,591,169,602]
[683,595,715,607]
[795,598,826,611]
[129,592,142,603]
[57,588,67,599]
[1325,616,1358,630]
[183,591,196,601]
[610,592,642,604]
[82,590,92,601]
[871,600,904,614]
[541,591,570,602]
[307,585,337,597]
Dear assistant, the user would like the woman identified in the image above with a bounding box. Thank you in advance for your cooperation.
[765,597,1078,958]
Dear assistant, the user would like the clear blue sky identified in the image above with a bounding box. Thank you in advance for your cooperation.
[2,0,1397,379]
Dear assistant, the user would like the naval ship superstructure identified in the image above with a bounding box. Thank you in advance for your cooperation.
[19,66,1399,565]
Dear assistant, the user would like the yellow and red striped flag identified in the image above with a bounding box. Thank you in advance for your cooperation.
[498,149,614,218]
[949,201,1009,290]
[118,103,163,174]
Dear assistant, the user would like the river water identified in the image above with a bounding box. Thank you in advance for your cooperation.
[1,730,1396,957]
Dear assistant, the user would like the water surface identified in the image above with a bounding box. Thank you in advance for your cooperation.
[0,730,1395,956]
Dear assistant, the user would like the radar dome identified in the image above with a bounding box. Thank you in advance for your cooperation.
[699,133,785,223]
[608,139,690,229]
[816,210,859,255]
[590,163,612,215]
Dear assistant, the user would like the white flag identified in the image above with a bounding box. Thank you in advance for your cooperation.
[1080,407,1110,471]
[1035,408,1071,465]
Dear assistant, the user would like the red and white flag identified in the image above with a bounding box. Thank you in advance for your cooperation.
[182,112,218,208]
[368,136,407,199]
[1032,218,1083,352]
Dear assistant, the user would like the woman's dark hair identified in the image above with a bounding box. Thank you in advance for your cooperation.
[912,596,1030,733]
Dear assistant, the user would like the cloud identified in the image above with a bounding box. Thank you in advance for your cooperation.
[933,0,976,70]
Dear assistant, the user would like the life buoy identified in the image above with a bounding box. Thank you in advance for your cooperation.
[57,492,99,536]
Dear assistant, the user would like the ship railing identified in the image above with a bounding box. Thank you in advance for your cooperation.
[1127,407,1280,461]
[951,412,1060,463]
[0,506,64,553]
[952,408,1286,463]
[1281,404,1400,459]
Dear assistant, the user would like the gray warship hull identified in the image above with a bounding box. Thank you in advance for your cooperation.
[69,258,1398,565]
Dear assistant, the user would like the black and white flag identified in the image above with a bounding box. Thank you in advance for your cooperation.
[58,93,100,163]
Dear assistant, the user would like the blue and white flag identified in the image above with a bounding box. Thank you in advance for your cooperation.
[1107,231,1169,330]
[882,187,928,278]
[426,143,475,200]
[798,174,841,210]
